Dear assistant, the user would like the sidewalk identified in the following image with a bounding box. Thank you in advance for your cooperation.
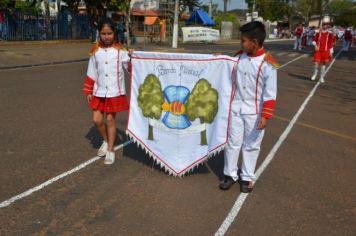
[0,40,185,69]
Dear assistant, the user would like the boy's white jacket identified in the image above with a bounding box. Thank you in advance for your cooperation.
[233,48,278,118]
[84,43,130,97]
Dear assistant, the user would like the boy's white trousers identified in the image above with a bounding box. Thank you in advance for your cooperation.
[224,110,265,182]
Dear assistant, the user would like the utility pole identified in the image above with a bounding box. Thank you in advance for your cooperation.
[208,0,212,17]
[144,0,147,50]
[172,0,179,48]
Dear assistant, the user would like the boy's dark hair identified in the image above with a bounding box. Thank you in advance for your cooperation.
[98,18,117,33]
[239,21,266,46]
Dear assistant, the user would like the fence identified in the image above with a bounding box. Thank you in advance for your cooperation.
[0,9,94,41]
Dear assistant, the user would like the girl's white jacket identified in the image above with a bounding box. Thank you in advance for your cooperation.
[84,43,130,97]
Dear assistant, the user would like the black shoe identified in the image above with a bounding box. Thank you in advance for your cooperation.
[239,180,254,193]
[219,176,237,190]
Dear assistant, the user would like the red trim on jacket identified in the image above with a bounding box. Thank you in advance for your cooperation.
[255,61,265,113]
[261,100,276,118]
[82,76,95,95]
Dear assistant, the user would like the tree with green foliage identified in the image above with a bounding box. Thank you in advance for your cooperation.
[213,12,239,30]
[245,0,291,22]
[200,3,219,16]
[329,0,356,26]
[138,74,164,141]
[185,79,219,146]
[0,0,11,8]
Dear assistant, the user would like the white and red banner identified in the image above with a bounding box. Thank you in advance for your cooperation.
[127,51,236,176]
[182,27,220,42]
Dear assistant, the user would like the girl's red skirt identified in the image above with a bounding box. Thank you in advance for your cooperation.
[89,95,129,113]
[313,51,331,64]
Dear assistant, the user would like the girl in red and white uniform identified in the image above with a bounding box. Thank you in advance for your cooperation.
[82,18,132,164]
[311,18,335,83]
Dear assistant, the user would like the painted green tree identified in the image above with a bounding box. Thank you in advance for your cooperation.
[185,79,219,146]
[137,74,164,141]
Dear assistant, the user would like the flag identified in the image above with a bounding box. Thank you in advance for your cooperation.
[127,51,236,177]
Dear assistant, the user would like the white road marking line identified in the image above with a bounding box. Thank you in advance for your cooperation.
[214,49,342,236]
[277,52,286,56]
[288,52,299,57]
[0,140,133,208]
[278,54,307,69]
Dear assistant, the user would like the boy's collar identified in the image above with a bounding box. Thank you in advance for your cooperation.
[247,47,265,57]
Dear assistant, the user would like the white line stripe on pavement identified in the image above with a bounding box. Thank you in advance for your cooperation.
[0,140,133,208]
[277,52,286,56]
[214,49,342,236]
[288,52,299,57]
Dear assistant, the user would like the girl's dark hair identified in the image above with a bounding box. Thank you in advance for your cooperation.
[98,18,117,42]
[240,21,266,46]
[98,18,117,33]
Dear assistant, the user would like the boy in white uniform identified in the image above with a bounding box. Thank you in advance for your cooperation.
[219,21,278,193]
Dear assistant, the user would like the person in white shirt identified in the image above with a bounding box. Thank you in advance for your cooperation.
[307,26,316,46]
[82,18,132,165]
[219,21,278,193]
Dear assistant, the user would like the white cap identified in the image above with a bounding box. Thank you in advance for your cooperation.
[322,15,331,25]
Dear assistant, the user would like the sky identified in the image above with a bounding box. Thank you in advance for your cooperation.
[201,0,248,11]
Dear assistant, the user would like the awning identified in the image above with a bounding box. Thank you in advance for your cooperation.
[144,16,158,25]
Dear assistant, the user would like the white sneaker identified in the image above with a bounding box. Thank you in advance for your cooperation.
[311,73,317,81]
[104,151,115,165]
[97,141,108,157]
[320,77,325,83]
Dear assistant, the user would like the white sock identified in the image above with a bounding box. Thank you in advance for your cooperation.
[320,65,326,80]
[320,65,326,76]
[313,64,318,75]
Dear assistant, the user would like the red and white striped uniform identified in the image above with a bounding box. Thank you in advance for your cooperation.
[312,30,335,64]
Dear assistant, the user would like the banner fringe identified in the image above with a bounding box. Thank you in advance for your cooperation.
[126,130,226,177]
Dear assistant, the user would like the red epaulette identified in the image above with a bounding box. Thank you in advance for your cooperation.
[112,42,123,51]
[264,53,280,68]
[89,42,99,56]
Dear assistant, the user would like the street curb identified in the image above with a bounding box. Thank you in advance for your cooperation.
[0,58,88,70]
[0,39,91,46]
[265,38,294,42]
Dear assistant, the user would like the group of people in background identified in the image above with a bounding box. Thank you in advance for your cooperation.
[293,22,355,52]
[292,18,355,84]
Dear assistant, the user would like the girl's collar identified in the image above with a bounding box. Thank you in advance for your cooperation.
[96,41,122,49]
[98,41,113,48]
[247,47,265,57]
[98,41,122,49]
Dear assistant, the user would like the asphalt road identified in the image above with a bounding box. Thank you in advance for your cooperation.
[0,40,355,236]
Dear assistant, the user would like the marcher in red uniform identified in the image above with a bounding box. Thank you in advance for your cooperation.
[311,18,335,83]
